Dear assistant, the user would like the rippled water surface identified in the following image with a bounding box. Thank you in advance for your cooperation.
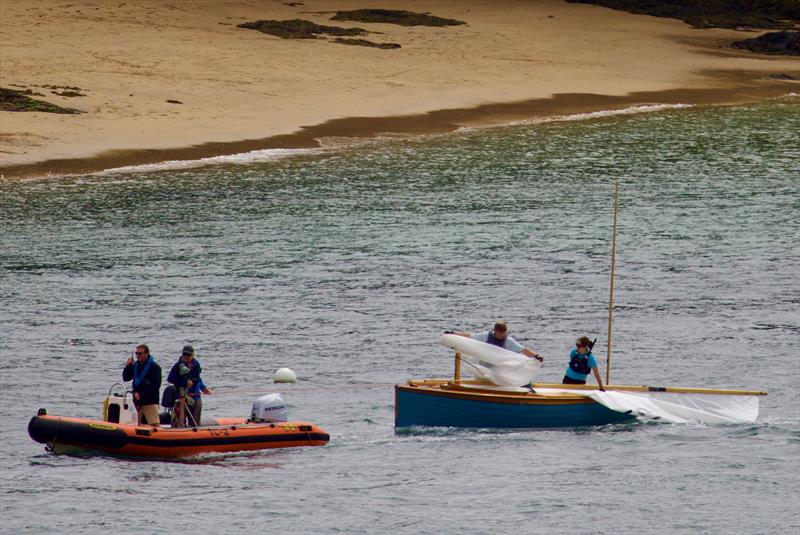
[1,100,799,534]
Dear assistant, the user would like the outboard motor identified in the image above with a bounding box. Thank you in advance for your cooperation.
[102,383,138,425]
[250,393,288,423]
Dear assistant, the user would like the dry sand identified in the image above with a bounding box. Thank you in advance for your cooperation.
[1,0,798,178]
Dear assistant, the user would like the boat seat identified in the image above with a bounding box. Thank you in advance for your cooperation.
[159,385,177,425]
[161,385,177,408]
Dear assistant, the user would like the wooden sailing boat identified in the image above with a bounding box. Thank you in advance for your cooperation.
[395,183,767,429]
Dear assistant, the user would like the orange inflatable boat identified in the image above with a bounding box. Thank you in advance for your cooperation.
[28,409,330,458]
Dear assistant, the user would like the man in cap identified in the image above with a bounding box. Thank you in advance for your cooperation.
[167,344,212,427]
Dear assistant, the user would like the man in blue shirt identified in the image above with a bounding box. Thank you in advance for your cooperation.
[455,320,543,362]
[563,336,605,391]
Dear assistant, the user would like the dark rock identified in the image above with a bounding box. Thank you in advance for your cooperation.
[732,31,800,56]
[166,99,183,104]
[237,19,367,39]
[331,9,465,27]
[0,87,82,113]
[565,0,799,30]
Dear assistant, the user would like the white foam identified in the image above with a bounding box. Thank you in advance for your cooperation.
[97,147,317,175]
[559,103,694,121]
[506,103,694,128]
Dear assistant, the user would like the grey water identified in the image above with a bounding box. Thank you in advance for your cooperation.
[1,100,798,534]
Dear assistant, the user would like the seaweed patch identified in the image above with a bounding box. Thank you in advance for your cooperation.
[237,19,367,39]
[331,9,465,27]
[51,90,86,97]
[333,38,401,49]
[0,87,83,114]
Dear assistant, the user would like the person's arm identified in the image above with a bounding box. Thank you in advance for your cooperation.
[194,378,210,394]
[592,366,605,391]
[122,361,134,382]
[522,347,544,362]
[505,337,541,361]
[167,363,180,386]
[150,364,162,389]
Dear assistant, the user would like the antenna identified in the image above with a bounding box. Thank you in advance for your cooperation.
[606,182,619,386]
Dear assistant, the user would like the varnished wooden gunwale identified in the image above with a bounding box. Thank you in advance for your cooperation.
[404,379,767,397]
[397,382,595,406]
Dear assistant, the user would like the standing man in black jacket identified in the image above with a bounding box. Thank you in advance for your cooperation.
[122,344,162,426]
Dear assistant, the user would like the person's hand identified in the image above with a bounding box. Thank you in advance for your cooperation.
[202,387,212,395]
[126,357,134,366]
[527,350,543,362]
[133,392,140,401]
[187,379,194,388]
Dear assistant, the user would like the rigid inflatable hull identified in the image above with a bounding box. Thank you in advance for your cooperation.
[28,414,329,458]
[395,383,635,429]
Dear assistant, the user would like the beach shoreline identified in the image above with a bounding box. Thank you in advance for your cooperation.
[1,0,798,180]
[2,79,798,180]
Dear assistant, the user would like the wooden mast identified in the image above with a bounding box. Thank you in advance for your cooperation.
[606,182,619,386]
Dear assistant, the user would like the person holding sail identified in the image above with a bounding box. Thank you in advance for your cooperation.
[563,336,605,391]
[453,321,543,362]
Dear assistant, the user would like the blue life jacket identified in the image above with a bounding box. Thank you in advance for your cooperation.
[569,352,591,375]
[486,331,506,348]
[132,356,154,387]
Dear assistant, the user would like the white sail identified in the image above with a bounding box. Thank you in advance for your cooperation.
[439,334,542,387]
[461,354,542,387]
[537,388,760,424]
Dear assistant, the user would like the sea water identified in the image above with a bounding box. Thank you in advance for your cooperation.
[1,99,798,534]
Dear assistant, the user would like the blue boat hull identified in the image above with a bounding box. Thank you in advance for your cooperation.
[395,384,635,429]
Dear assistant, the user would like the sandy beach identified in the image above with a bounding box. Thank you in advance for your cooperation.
[1,0,797,179]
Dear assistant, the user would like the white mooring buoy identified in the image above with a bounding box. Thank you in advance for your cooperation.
[273,367,297,383]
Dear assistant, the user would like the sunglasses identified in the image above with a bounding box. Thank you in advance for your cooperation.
[135,351,145,355]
